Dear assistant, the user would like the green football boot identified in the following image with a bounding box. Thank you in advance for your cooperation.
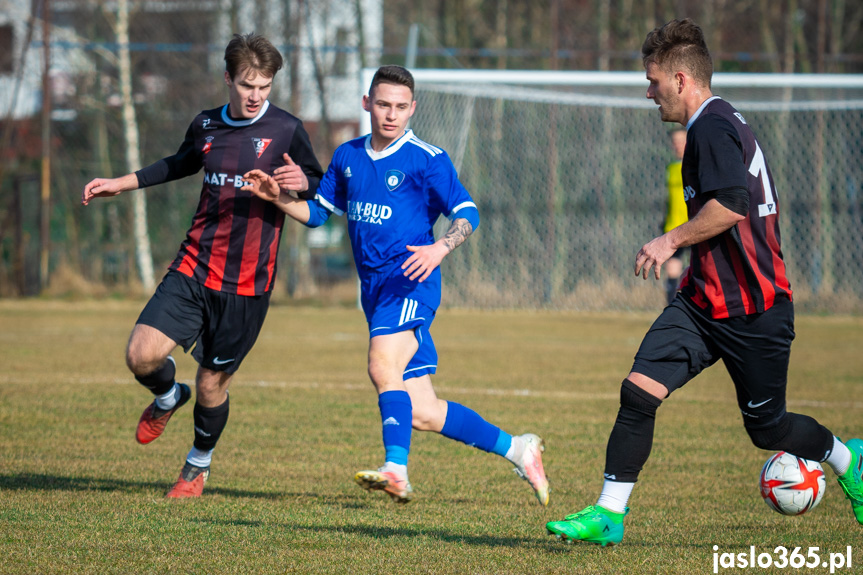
[546,505,628,547]
[836,438,863,525]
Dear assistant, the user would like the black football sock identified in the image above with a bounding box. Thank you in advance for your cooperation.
[193,396,230,452]
[745,412,834,462]
[134,357,176,396]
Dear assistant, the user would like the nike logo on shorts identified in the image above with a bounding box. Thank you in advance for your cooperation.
[212,357,235,366]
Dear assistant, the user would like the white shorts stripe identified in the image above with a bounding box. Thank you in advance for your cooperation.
[398,298,419,326]
[399,299,410,326]
[404,364,437,376]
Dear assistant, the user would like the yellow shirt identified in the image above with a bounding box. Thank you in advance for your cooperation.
[664,160,688,233]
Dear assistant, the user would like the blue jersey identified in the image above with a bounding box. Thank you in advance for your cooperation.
[315,129,478,287]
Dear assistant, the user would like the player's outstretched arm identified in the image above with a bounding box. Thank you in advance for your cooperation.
[242,169,312,224]
[402,217,474,282]
[272,153,309,196]
[635,198,745,280]
[81,173,140,206]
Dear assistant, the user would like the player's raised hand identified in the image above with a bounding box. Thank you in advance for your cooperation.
[634,234,675,280]
[241,169,280,201]
[273,153,309,195]
[81,174,138,205]
[402,243,449,282]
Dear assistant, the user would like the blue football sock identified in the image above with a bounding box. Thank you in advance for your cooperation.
[378,390,412,466]
[441,401,511,456]
[493,429,513,458]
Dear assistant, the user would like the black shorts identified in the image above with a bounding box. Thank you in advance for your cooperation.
[631,294,795,428]
[136,271,271,374]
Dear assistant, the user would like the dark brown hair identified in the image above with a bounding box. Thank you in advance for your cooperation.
[224,33,283,80]
[369,65,415,98]
[642,19,713,88]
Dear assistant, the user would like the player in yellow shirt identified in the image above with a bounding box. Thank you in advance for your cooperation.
[662,127,688,305]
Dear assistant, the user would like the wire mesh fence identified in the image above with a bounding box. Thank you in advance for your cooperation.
[413,76,863,313]
[0,0,372,300]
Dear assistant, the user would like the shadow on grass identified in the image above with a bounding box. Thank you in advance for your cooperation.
[0,473,282,500]
[268,523,720,552]
[194,518,545,549]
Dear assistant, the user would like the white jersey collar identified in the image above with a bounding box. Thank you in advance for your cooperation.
[686,96,721,131]
[220,100,270,127]
[365,129,413,161]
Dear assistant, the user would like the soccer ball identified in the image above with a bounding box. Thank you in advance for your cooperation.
[759,451,825,516]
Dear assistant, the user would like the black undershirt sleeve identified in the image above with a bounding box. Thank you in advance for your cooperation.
[135,123,202,188]
[709,186,750,216]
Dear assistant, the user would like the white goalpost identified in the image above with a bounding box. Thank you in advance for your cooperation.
[358,68,863,313]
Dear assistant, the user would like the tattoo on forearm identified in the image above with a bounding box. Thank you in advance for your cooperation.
[442,218,473,253]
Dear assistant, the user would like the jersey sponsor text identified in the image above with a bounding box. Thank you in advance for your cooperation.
[203,171,249,188]
[347,200,393,225]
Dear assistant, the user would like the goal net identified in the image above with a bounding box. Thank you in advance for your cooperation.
[374,69,863,313]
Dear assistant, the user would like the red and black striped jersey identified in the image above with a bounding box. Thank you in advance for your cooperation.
[679,98,792,319]
[136,101,323,296]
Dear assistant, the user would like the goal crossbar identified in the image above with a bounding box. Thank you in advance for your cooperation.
[360,68,863,131]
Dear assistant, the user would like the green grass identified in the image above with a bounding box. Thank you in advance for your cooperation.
[1,300,861,574]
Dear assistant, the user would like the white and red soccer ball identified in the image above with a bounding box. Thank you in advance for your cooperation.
[760,451,825,516]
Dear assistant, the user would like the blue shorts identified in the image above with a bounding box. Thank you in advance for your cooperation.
[361,268,440,380]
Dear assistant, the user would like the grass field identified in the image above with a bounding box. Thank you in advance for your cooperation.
[1,299,861,574]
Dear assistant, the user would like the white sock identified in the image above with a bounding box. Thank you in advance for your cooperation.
[381,461,408,480]
[186,447,213,469]
[154,382,180,411]
[825,436,852,476]
[504,435,522,464]
[596,480,635,514]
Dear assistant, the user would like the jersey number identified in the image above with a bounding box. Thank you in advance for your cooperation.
[748,140,777,217]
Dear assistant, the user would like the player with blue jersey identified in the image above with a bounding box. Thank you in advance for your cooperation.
[241,65,550,506]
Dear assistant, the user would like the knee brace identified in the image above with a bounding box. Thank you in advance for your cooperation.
[604,379,663,483]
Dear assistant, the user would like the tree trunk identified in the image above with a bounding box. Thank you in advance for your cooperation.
[550,0,559,70]
[758,0,780,73]
[495,0,507,70]
[39,0,51,291]
[117,0,155,290]
[597,0,609,71]
[816,0,827,73]
[354,0,367,69]
[830,0,845,73]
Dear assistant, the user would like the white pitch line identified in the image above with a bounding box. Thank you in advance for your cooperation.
[245,378,621,402]
[241,380,863,410]
[3,376,861,410]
